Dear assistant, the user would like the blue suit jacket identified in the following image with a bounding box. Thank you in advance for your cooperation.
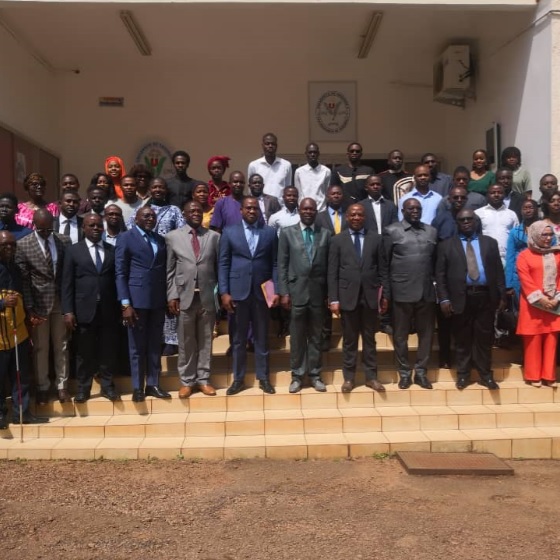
[218,222,278,302]
[115,227,167,309]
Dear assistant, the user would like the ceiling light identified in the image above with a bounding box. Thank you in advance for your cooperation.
[119,10,151,56]
[357,12,383,59]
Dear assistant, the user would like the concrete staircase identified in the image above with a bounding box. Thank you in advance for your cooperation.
[1,332,559,461]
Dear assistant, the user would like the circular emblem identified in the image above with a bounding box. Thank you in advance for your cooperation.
[135,142,174,179]
[315,90,351,134]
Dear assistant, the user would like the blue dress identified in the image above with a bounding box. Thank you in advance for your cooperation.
[505,224,528,298]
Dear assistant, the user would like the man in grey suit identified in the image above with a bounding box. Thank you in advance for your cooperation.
[383,198,438,390]
[328,204,389,392]
[167,201,220,398]
[278,198,330,393]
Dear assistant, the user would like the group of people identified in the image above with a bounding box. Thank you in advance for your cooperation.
[0,132,558,429]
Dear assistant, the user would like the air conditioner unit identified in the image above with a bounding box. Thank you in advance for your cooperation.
[433,45,475,108]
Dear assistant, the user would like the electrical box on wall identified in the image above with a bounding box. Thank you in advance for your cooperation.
[433,44,475,108]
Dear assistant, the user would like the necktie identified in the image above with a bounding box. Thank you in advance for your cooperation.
[144,233,154,255]
[44,238,54,273]
[248,225,257,256]
[304,227,313,259]
[466,239,480,282]
[353,231,362,260]
[190,228,200,259]
[95,244,103,273]
[63,219,71,237]
[334,211,341,234]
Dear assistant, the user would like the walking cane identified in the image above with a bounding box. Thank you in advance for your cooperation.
[12,306,23,443]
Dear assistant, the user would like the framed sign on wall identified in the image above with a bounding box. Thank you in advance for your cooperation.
[309,81,357,142]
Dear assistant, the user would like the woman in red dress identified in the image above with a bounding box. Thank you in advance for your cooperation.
[206,156,231,207]
[516,220,560,387]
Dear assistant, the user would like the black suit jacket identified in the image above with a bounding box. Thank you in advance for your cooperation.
[435,234,506,315]
[315,208,348,234]
[508,191,524,222]
[328,229,388,311]
[61,240,119,324]
[358,197,398,234]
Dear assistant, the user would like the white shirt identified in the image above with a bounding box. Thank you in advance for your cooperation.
[368,196,384,235]
[294,163,331,212]
[475,204,519,265]
[85,238,105,267]
[58,215,79,244]
[268,207,300,236]
[34,231,58,271]
[112,198,145,224]
[247,156,292,204]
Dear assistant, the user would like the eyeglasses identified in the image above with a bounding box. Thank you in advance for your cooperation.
[36,228,53,233]
[451,196,467,200]
[540,233,554,238]
[457,217,474,223]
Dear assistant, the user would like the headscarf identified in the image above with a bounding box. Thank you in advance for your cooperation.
[527,220,560,297]
[207,156,230,173]
[104,156,126,200]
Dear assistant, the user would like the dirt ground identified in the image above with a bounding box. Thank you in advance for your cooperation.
[0,457,559,560]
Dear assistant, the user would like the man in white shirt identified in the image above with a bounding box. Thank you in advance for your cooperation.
[114,175,146,224]
[475,184,519,267]
[294,143,331,212]
[247,133,292,204]
[268,186,300,235]
[55,191,82,244]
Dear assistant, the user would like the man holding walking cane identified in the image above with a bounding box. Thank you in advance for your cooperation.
[0,231,46,428]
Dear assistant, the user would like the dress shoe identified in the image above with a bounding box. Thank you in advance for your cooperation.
[162,344,178,356]
[439,362,451,369]
[398,377,412,390]
[414,376,433,390]
[35,390,49,406]
[341,380,354,393]
[310,378,327,392]
[178,386,193,399]
[101,388,121,401]
[74,392,90,404]
[12,412,48,425]
[289,378,302,394]
[365,379,386,392]
[380,324,393,336]
[132,389,146,403]
[199,384,217,396]
[479,378,499,390]
[456,377,470,390]
[58,389,71,403]
[226,380,245,396]
[542,380,558,388]
[259,380,276,394]
[145,385,171,399]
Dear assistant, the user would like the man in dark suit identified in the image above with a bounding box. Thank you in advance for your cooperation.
[328,204,389,392]
[359,175,398,234]
[218,197,278,395]
[53,191,83,244]
[383,199,438,390]
[359,174,398,336]
[16,209,71,404]
[62,213,121,403]
[167,201,220,398]
[315,184,347,234]
[248,173,281,222]
[278,198,330,393]
[436,209,506,390]
[496,167,523,221]
[116,206,170,402]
